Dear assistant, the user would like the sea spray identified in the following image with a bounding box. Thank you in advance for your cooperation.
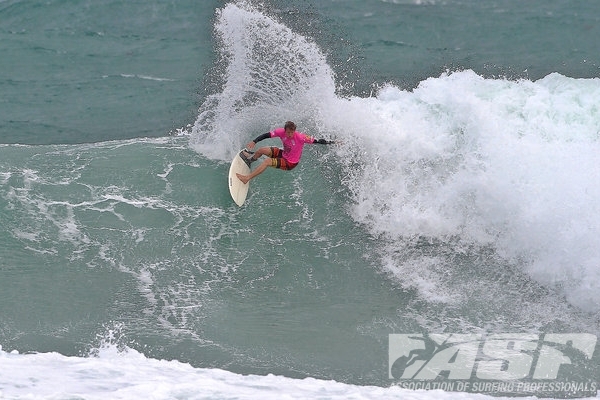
[190,1,336,160]
[188,3,600,315]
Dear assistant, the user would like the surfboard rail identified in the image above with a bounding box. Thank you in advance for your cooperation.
[228,150,251,206]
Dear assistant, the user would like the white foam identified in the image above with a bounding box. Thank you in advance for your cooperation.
[190,1,336,160]
[0,345,574,400]
[330,71,600,312]
[189,2,600,314]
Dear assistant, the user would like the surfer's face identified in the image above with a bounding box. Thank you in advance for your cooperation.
[285,128,294,138]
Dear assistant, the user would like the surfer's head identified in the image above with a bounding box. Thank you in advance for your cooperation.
[284,121,296,138]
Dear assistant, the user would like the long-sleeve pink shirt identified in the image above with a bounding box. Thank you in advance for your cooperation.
[270,128,315,164]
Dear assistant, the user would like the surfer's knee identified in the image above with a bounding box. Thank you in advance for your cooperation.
[257,147,273,157]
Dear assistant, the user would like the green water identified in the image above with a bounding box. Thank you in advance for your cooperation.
[2,0,600,395]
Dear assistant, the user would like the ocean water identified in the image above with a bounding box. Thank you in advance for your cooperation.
[1,0,600,399]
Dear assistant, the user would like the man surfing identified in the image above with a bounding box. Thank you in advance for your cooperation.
[236,121,335,184]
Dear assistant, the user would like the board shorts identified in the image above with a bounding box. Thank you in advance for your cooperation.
[269,147,298,170]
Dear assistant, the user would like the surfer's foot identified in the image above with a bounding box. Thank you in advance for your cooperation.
[241,150,255,163]
[240,150,255,168]
[236,173,250,185]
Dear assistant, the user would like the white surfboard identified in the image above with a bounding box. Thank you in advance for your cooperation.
[228,150,251,206]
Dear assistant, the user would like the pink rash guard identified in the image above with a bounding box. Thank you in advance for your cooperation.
[270,128,315,164]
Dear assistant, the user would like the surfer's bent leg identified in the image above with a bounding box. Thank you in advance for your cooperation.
[244,146,273,162]
[236,148,296,184]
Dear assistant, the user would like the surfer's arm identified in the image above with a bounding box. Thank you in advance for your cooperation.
[246,132,271,150]
[252,132,271,144]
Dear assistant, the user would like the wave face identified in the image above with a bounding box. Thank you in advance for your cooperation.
[191,2,600,317]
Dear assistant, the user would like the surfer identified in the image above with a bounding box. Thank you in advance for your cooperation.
[236,121,335,184]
